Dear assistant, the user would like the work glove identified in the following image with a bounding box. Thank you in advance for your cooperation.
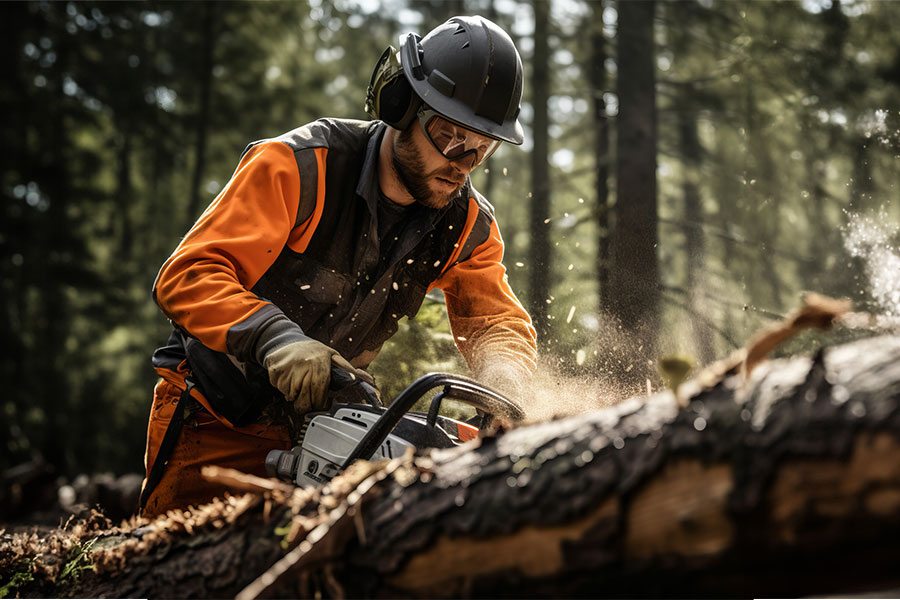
[263,339,367,414]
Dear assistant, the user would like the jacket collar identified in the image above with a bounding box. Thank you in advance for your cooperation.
[355,121,385,211]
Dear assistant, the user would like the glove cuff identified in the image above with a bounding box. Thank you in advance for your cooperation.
[254,315,311,366]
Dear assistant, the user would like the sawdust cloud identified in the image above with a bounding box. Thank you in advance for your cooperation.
[512,205,900,425]
[518,365,629,423]
[518,314,662,424]
[843,208,900,329]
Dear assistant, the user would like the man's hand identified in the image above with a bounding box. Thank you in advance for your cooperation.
[263,339,361,414]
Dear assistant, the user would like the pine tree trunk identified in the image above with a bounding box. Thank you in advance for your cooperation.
[186,1,217,226]
[591,1,612,314]
[609,0,659,361]
[527,0,551,338]
[679,102,717,364]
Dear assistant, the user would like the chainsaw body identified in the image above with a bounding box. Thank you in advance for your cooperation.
[266,372,522,488]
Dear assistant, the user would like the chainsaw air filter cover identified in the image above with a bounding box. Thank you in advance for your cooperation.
[269,404,473,488]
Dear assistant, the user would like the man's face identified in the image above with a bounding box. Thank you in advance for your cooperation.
[391,122,478,210]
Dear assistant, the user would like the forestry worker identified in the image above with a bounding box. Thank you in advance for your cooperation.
[140,15,537,517]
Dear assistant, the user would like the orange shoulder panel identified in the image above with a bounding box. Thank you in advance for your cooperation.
[432,218,538,375]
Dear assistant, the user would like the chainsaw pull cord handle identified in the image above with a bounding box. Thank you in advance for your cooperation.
[341,373,524,470]
[329,364,382,409]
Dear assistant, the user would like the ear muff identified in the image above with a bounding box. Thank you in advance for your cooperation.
[364,40,422,130]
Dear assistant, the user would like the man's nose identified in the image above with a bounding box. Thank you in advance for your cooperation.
[451,152,477,173]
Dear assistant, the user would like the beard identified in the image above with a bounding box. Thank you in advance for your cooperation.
[392,127,465,210]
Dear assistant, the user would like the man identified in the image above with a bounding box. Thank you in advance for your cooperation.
[141,15,537,517]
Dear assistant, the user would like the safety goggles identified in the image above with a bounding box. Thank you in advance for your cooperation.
[417,108,502,167]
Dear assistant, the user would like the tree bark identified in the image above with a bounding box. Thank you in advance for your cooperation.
[679,100,717,364]
[186,1,217,226]
[527,0,551,338]
[609,0,659,358]
[10,334,900,598]
[590,1,612,314]
[339,334,900,598]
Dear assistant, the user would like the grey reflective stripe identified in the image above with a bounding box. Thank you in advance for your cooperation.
[294,148,319,227]
[456,207,493,265]
[241,120,381,230]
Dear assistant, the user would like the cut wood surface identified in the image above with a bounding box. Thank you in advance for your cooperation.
[3,334,900,598]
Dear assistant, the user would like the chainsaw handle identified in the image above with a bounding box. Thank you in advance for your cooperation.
[340,372,523,469]
[329,364,382,408]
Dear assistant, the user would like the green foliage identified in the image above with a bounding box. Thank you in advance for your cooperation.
[58,539,96,584]
[273,518,294,550]
[368,296,466,404]
[0,560,34,599]
[0,541,95,599]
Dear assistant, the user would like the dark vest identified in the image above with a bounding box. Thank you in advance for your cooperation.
[248,118,485,360]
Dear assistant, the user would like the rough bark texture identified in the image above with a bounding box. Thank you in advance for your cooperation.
[335,334,900,598]
[4,334,900,598]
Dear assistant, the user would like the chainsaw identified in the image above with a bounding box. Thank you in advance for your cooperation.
[265,367,524,488]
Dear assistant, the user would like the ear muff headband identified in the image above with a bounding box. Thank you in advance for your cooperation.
[364,35,422,130]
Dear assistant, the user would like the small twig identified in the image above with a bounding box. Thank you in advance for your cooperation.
[743,293,852,378]
[200,465,293,495]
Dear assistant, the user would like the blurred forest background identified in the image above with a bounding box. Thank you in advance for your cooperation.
[2,0,900,480]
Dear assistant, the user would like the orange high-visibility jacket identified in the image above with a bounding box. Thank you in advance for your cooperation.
[151,118,536,423]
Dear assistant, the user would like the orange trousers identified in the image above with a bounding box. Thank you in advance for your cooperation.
[140,379,291,519]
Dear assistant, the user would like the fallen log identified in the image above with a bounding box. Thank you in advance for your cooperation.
[3,333,900,598]
[285,333,900,598]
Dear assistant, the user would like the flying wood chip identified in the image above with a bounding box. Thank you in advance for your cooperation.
[742,292,852,378]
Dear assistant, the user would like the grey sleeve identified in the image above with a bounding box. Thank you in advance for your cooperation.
[225,304,311,365]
